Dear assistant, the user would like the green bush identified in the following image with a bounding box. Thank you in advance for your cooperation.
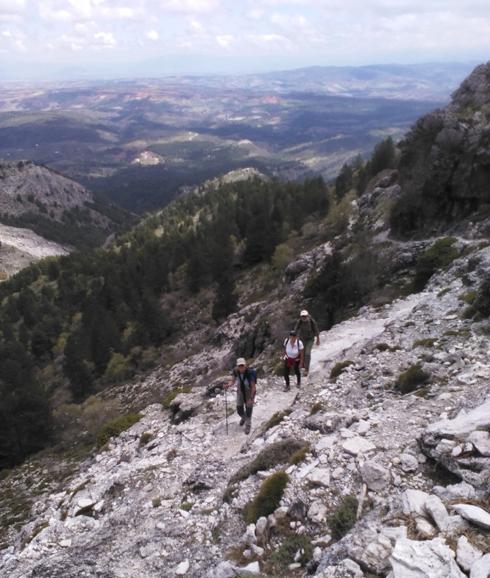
[412,338,436,348]
[96,413,142,448]
[328,495,358,540]
[413,237,459,291]
[264,409,292,431]
[243,471,289,523]
[394,364,430,394]
[269,533,313,570]
[330,360,353,381]
[289,444,311,465]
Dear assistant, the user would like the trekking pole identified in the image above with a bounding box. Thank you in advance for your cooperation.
[224,386,229,436]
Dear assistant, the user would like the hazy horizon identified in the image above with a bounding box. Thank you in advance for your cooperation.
[1,0,489,80]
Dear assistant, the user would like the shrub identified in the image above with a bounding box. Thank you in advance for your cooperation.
[264,409,292,431]
[139,432,153,447]
[224,438,308,502]
[330,360,353,381]
[474,277,490,317]
[328,495,358,540]
[243,471,289,523]
[289,444,311,465]
[459,290,476,305]
[180,501,193,511]
[412,338,436,348]
[269,533,313,570]
[413,237,459,291]
[96,413,142,448]
[103,352,132,383]
[394,364,430,394]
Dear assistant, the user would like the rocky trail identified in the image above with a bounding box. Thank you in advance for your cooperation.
[1,246,490,578]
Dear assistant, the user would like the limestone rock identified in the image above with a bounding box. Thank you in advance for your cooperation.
[307,467,330,488]
[390,537,466,578]
[317,558,365,577]
[424,494,449,532]
[468,430,490,457]
[401,489,430,518]
[456,535,483,572]
[470,554,490,578]
[175,559,190,575]
[415,517,437,539]
[360,460,390,491]
[400,453,419,473]
[452,504,490,530]
[342,437,376,456]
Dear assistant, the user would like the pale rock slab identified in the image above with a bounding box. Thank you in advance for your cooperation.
[307,467,331,487]
[400,453,419,472]
[401,489,430,518]
[390,537,467,578]
[470,554,490,578]
[424,494,449,531]
[175,559,190,575]
[456,535,483,572]
[342,437,376,456]
[452,504,490,530]
[361,460,391,491]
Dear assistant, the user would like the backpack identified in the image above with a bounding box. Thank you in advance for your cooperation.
[233,367,257,384]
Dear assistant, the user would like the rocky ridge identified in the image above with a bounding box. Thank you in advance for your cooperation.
[1,239,489,577]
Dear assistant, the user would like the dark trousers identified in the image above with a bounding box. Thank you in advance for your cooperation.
[236,386,253,418]
[303,338,314,372]
[284,360,301,388]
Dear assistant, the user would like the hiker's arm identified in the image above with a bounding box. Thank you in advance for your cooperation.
[246,381,256,406]
[300,348,305,368]
[313,319,320,345]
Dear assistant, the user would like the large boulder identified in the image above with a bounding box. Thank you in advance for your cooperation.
[389,537,466,578]
[419,397,490,489]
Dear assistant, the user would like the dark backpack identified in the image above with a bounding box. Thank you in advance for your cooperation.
[234,367,257,385]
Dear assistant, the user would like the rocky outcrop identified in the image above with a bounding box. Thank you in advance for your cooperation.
[392,61,490,235]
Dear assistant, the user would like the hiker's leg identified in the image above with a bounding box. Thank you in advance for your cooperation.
[236,388,245,418]
[294,362,301,387]
[244,405,253,433]
[304,339,314,373]
[283,362,290,390]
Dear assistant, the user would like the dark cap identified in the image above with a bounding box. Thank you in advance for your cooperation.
[289,330,297,336]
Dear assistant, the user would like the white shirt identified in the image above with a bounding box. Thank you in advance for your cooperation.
[284,337,304,359]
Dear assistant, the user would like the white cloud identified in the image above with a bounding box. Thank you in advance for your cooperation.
[93,30,116,47]
[216,33,233,47]
[145,28,159,40]
[0,0,25,14]
[159,0,220,14]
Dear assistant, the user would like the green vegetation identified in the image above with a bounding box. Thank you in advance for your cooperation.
[394,364,430,394]
[330,360,353,381]
[459,290,477,305]
[0,176,329,465]
[139,432,153,447]
[264,409,292,431]
[328,495,358,540]
[95,413,142,448]
[180,501,194,511]
[269,533,313,571]
[413,237,459,291]
[289,444,311,465]
[224,438,308,502]
[412,338,436,348]
[243,471,289,523]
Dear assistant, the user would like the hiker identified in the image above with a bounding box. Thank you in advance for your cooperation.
[294,309,320,376]
[225,358,256,434]
[283,330,304,391]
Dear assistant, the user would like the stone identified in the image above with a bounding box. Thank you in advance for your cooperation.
[415,517,437,539]
[445,515,469,534]
[452,504,490,530]
[255,517,268,541]
[390,537,466,578]
[400,453,419,473]
[432,481,476,501]
[307,467,330,487]
[209,561,235,578]
[361,460,390,491]
[468,430,490,457]
[424,494,449,531]
[381,526,407,544]
[308,500,328,523]
[342,437,376,456]
[470,554,490,578]
[175,559,190,575]
[317,559,365,577]
[456,535,483,572]
[236,561,261,575]
[401,489,430,517]
[357,420,371,435]
[305,412,346,434]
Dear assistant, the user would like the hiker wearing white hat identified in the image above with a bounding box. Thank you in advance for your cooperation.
[225,357,257,434]
[294,309,320,376]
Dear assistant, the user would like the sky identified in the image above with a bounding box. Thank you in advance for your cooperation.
[1,0,490,79]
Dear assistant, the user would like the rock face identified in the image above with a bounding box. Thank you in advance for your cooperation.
[0,160,127,251]
[392,61,490,235]
[390,537,466,578]
[419,398,490,489]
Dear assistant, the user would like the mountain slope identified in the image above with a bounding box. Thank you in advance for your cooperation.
[1,63,490,577]
[0,160,133,251]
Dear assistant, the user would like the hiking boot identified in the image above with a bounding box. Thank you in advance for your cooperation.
[283,385,290,392]
[245,419,251,434]
[239,416,245,426]
[304,370,309,377]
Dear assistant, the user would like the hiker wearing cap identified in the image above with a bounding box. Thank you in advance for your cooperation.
[294,310,320,376]
[283,330,304,391]
[225,358,257,434]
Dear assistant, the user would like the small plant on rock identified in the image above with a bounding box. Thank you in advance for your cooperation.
[265,409,292,431]
[243,471,289,524]
[328,495,358,540]
[269,533,313,571]
[394,364,430,394]
[330,360,353,381]
[413,237,459,291]
[96,413,142,448]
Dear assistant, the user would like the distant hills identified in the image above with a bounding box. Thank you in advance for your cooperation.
[0,160,133,276]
